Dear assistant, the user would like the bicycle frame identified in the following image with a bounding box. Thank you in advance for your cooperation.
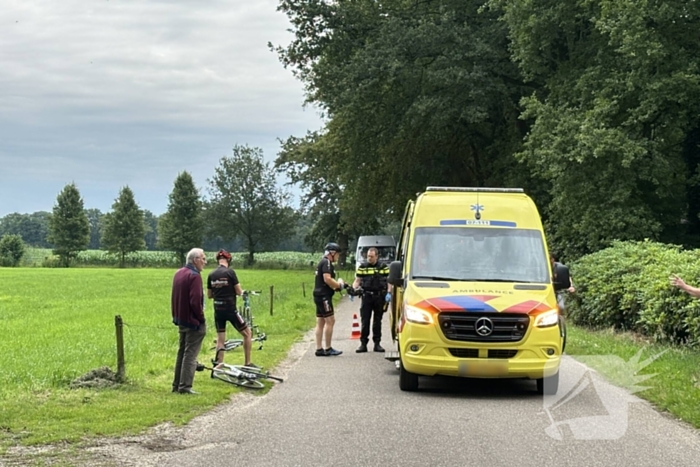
[196,362,283,389]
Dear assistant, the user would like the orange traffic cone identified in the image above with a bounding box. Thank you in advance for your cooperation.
[350,313,361,339]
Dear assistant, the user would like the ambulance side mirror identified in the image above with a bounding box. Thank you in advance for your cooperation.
[388,260,404,287]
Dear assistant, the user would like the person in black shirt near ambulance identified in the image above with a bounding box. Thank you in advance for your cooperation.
[207,249,256,368]
[313,242,344,357]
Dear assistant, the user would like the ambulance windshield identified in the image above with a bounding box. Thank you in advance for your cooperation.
[410,227,550,283]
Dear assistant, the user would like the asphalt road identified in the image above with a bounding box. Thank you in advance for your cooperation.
[92,296,700,466]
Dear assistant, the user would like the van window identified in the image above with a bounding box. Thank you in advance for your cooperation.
[410,227,549,283]
[357,246,396,264]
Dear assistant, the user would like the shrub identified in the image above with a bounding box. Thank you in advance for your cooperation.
[0,234,26,267]
[569,240,700,346]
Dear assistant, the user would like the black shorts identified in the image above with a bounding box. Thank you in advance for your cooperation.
[313,295,334,318]
[213,301,248,333]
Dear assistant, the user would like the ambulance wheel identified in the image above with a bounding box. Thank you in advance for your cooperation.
[537,371,559,395]
[559,315,567,353]
[399,359,419,392]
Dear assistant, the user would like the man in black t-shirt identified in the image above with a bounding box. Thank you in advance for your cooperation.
[313,242,345,357]
[207,249,255,368]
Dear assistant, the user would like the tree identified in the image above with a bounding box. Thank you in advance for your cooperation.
[488,0,700,258]
[47,183,90,267]
[276,131,353,259]
[273,0,534,220]
[101,186,146,268]
[0,212,51,247]
[143,210,159,251]
[85,208,103,250]
[158,172,203,263]
[275,211,314,251]
[0,234,25,267]
[208,145,296,265]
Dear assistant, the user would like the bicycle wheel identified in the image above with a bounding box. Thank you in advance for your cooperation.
[212,369,264,389]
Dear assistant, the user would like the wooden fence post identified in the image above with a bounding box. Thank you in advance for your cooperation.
[115,315,125,381]
[302,282,306,298]
[269,285,274,316]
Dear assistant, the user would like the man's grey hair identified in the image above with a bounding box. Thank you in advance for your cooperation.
[186,248,204,265]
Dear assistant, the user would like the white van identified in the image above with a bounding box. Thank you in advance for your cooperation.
[355,235,396,270]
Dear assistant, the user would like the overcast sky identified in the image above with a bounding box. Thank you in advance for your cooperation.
[0,0,324,217]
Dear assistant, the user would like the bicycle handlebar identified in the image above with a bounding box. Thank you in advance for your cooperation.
[242,290,262,296]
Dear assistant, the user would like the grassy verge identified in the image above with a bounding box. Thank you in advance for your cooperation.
[566,324,700,428]
[0,267,341,449]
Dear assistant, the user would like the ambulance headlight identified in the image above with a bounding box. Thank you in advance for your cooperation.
[534,310,559,328]
[405,305,434,325]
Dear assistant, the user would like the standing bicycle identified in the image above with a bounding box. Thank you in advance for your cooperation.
[239,290,267,347]
[207,249,257,368]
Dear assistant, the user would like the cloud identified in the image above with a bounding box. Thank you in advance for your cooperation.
[0,0,323,216]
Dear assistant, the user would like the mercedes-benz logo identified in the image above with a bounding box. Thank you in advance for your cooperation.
[475,317,494,336]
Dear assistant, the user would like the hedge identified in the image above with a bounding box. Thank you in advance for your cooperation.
[568,240,700,346]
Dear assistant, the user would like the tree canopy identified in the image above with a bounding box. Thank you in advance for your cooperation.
[0,212,51,248]
[487,0,700,258]
[273,0,536,246]
[275,0,700,259]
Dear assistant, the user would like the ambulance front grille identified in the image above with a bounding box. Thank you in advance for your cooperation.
[438,313,529,343]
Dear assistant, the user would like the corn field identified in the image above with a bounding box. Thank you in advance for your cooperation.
[20,248,322,269]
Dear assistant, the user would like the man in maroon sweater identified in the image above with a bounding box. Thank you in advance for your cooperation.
[171,247,207,394]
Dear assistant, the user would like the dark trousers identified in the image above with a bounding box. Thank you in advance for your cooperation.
[360,294,385,345]
[172,324,206,391]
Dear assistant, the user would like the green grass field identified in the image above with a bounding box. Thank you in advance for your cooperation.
[0,266,342,448]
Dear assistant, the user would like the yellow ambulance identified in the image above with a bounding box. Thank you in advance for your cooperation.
[386,187,564,393]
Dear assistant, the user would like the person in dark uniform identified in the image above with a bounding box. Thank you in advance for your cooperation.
[352,247,391,353]
[207,249,256,368]
[313,242,345,357]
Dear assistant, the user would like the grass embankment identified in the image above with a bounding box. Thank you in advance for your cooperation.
[566,325,700,428]
[0,267,345,448]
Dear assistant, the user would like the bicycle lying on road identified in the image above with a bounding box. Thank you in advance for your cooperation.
[196,362,283,389]
[210,290,267,352]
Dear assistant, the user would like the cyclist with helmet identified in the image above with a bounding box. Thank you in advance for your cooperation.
[313,242,345,356]
[207,249,256,368]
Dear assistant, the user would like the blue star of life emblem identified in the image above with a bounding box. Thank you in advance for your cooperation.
[470,204,484,212]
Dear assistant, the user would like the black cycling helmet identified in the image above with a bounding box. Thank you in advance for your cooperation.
[216,249,232,262]
[324,242,340,252]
